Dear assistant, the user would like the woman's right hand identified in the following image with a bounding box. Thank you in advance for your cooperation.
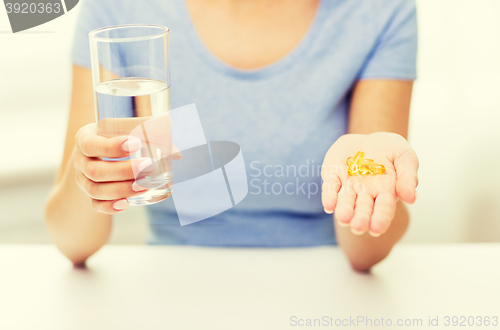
[73,123,154,214]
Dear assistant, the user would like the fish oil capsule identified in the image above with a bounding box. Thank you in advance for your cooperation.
[358,164,372,175]
[347,151,364,176]
[346,152,384,176]
[367,164,385,175]
[347,157,375,166]
[358,164,385,175]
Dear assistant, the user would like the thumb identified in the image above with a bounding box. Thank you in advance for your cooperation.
[394,148,419,204]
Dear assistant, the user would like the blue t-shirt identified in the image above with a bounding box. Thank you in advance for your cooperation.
[72,0,417,247]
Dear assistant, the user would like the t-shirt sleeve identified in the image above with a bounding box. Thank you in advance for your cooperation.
[71,0,114,69]
[358,0,418,80]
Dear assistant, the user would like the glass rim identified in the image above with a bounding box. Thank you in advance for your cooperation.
[89,24,169,43]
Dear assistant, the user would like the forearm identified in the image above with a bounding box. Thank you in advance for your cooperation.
[336,80,413,271]
[45,148,112,266]
[334,199,409,271]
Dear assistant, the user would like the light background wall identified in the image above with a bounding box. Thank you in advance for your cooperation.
[0,0,499,244]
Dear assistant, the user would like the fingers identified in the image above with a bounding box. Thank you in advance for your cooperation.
[77,124,180,161]
[74,150,154,182]
[321,176,341,214]
[350,194,374,235]
[75,171,148,201]
[370,193,397,236]
[395,149,419,204]
[76,124,142,158]
[90,199,129,215]
[334,185,356,226]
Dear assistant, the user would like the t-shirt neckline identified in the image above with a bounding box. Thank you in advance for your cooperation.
[177,0,328,79]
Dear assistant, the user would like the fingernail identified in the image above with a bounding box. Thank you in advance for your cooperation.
[172,145,183,159]
[369,230,381,237]
[132,182,148,192]
[337,219,350,227]
[113,199,128,210]
[351,228,365,235]
[137,158,153,173]
[324,208,333,214]
[122,138,142,152]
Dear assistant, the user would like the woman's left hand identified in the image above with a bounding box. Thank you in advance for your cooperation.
[321,132,419,237]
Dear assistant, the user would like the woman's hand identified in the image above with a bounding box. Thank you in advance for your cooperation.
[321,132,418,237]
[74,123,180,214]
[74,123,153,214]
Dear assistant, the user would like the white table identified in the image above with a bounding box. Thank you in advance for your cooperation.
[0,244,499,330]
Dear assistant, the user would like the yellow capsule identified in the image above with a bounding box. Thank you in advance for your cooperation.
[347,151,364,176]
[368,164,385,175]
[346,152,385,176]
[347,157,374,166]
[358,164,385,175]
[358,164,372,175]
[354,151,365,165]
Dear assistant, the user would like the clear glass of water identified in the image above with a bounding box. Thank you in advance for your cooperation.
[89,24,172,205]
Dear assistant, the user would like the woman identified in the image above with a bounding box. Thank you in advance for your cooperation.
[45,0,419,271]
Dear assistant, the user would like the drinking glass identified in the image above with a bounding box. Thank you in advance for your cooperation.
[89,24,172,205]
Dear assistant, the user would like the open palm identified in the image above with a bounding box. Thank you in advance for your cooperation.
[321,132,419,236]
